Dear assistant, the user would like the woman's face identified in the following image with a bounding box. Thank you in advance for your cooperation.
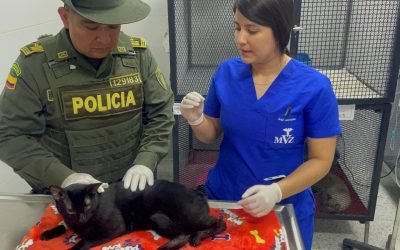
[58,7,121,59]
[234,10,281,65]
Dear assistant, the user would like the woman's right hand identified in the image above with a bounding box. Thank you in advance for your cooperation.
[180,91,205,126]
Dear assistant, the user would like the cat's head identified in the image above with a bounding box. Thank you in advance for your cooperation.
[49,183,102,224]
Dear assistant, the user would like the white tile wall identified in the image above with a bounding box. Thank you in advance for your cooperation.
[0,0,170,193]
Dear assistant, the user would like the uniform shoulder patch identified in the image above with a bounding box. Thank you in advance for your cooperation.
[155,67,168,90]
[130,37,147,49]
[5,73,18,90]
[20,42,44,57]
[5,62,21,91]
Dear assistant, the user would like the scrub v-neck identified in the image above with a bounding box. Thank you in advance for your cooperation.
[248,59,292,101]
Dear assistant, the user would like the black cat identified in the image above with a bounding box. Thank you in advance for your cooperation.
[40,180,226,250]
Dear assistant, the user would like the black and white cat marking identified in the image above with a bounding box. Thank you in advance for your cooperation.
[40,180,226,250]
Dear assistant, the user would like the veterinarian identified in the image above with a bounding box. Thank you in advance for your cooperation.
[0,0,174,194]
[180,0,341,249]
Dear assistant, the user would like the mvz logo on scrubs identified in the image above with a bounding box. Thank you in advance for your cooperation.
[274,128,295,144]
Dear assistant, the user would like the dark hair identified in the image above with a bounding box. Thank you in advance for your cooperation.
[233,0,294,53]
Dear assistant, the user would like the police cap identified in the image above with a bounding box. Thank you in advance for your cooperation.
[62,0,151,25]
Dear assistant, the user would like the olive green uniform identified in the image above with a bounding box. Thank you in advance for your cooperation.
[0,29,174,192]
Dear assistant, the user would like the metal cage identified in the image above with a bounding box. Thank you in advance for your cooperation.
[296,0,400,105]
[168,0,400,104]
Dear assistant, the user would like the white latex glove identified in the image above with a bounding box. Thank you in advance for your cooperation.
[123,164,154,192]
[238,183,282,217]
[180,91,205,126]
[61,173,109,193]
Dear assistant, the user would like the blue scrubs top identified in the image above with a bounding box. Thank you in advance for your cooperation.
[203,57,342,221]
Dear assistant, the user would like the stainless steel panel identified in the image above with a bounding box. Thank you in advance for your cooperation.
[0,193,52,250]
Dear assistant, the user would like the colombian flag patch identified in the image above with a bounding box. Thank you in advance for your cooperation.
[5,74,17,90]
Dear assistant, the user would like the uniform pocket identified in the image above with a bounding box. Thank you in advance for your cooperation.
[40,128,71,166]
[265,112,304,149]
[64,117,141,176]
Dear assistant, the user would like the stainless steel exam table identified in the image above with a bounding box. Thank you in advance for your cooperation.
[0,194,304,249]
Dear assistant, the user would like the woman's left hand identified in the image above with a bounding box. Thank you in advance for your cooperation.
[238,183,282,217]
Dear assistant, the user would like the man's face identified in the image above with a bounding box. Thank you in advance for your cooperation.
[58,7,121,59]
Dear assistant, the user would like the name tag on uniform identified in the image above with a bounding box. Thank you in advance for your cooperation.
[61,84,143,120]
[109,73,142,87]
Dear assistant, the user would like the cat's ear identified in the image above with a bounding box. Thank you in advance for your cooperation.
[87,183,102,194]
[49,185,64,201]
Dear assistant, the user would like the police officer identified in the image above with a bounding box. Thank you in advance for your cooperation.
[0,0,174,194]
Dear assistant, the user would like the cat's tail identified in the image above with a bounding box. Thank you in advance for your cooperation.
[157,234,190,250]
[214,216,227,235]
[189,216,227,247]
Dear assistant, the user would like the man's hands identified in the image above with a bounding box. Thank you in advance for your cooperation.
[61,173,109,193]
[180,92,205,126]
[61,165,155,194]
[238,183,282,217]
[123,164,154,192]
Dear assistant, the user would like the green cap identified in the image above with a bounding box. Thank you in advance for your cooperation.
[62,0,151,25]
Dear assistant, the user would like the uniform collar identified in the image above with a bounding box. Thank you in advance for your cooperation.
[112,32,136,57]
[56,29,134,60]
[55,28,79,62]
[56,28,116,76]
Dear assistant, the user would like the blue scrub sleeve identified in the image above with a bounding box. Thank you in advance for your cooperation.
[304,77,342,138]
[204,77,221,118]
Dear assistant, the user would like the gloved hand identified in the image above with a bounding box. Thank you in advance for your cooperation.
[123,164,154,192]
[61,173,109,193]
[180,91,205,126]
[238,183,282,217]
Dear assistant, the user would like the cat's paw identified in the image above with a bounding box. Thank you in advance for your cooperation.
[39,230,53,241]
[214,217,227,234]
[158,235,190,250]
[40,225,67,241]
[189,231,207,246]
